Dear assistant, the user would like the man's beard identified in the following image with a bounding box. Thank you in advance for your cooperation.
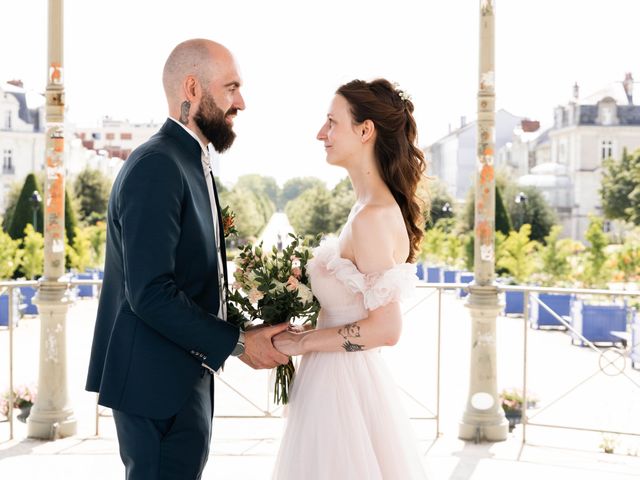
[194,92,237,153]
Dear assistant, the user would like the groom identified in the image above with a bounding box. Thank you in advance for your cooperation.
[86,39,289,479]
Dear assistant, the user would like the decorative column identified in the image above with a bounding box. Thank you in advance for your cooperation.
[28,0,77,440]
[458,0,508,442]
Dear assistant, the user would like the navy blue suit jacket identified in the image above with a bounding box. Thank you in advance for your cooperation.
[86,119,239,419]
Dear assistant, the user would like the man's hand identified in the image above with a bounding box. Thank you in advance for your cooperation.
[239,322,290,369]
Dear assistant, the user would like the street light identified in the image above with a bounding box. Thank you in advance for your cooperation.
[30,190,42,231]
[515,191,528,229]
[442,202,453,216]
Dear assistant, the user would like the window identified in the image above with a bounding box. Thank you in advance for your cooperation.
[601,140,613,160]
[559,142,566,163]
[4,111,11,129]
[120,132,132,140]
[106,133,115,140]
[2,149,13,172]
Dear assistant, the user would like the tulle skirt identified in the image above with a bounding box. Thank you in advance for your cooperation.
[272,349,427,479]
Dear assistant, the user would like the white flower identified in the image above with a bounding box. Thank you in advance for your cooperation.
[246,270,259,288]
[296,284,314,305]
[248,287,264,304]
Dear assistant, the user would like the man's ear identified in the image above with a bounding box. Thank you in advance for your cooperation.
[183,75,199,102]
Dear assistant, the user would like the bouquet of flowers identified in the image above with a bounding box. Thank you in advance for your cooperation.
[227,233,320,404]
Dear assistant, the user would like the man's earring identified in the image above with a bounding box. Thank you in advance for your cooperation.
[180,100,191,125]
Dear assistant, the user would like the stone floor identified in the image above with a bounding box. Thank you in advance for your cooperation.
[1,289,640,479]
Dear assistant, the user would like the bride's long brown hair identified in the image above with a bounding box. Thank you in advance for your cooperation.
[337,79,426,262]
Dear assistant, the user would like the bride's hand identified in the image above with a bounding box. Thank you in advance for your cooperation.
[273,331,305,356]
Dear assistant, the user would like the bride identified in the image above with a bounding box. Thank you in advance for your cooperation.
[272,78,428,479]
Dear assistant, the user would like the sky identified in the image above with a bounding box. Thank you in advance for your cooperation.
[3,0,639,187]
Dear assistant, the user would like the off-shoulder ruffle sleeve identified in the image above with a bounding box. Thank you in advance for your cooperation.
[361,264,417,310]
[308,238,417,310]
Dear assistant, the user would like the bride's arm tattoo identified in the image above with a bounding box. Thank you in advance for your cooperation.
[338,322,364,352]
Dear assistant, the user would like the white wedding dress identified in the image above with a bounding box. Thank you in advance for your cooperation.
[272,238,427,479]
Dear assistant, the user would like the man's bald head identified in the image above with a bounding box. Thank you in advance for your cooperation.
[162,39,232,105]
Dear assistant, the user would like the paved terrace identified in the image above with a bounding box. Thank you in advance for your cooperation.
[1,287,639,479]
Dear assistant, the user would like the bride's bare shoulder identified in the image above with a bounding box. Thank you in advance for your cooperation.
[351,203,402,235]
[349,204,401,273]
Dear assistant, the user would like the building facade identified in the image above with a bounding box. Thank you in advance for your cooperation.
[424,109,523,201]
[0,80,46,212]
[0,82,162,216]
[529,75,640,239]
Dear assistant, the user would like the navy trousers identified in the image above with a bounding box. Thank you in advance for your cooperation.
[113,371,214,480]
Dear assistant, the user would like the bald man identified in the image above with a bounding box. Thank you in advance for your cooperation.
[86,39,289,479]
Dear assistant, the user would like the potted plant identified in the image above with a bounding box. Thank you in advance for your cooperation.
[496,225,539,315]
[420,226,446,283]
[530,226,582,329]
[1,384,37,423]
[569,217,632,346]
[499,388,537,432]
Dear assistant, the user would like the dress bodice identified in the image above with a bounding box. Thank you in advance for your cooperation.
[306,238,417,328]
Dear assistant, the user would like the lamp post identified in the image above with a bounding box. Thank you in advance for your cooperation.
[30,190,42,231]
[458,0,508,442]
[442,202,453,216]
[515,191,528,229]
[28,0,77,440]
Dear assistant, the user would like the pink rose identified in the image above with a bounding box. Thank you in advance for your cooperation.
[286,275,299,292]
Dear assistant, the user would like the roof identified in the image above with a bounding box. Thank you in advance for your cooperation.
[577,104,640,125]
[1,82,45,130]
[580,81,638,106]
[426,109,522,146]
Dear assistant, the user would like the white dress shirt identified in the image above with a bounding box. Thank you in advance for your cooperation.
[168,117,227,321]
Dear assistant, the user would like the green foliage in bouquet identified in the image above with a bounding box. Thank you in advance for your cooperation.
[227,233,321,404]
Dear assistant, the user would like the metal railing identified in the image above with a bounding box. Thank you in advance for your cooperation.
[0,278,101,440]
[3,279,639,444]
[500,284,640,443]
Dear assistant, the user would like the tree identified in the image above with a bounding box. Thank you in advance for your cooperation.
[280,177,326,209]
[73,168,111,225]
[600,148,640,223]
[504,185,556,243]
[65,189,79,248]
[1,181,23,234]
[0,230,22,279]
[86,221,107,267]
[21,224,45,280]
[425,179,455,229]
[285,186,332,237]
[328,177,355,232]
[236,175,279,211]
[612,241,640,283]
[5,173,78,248]
[419,226,447,264]
[538,225,583,286]
[581,215,610,288]
[462,185,513,236]
[496,224,539,284]
[495,186,513,236]
[220,187,271,240]
[68,226,93,272]
[8,173,44,239]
